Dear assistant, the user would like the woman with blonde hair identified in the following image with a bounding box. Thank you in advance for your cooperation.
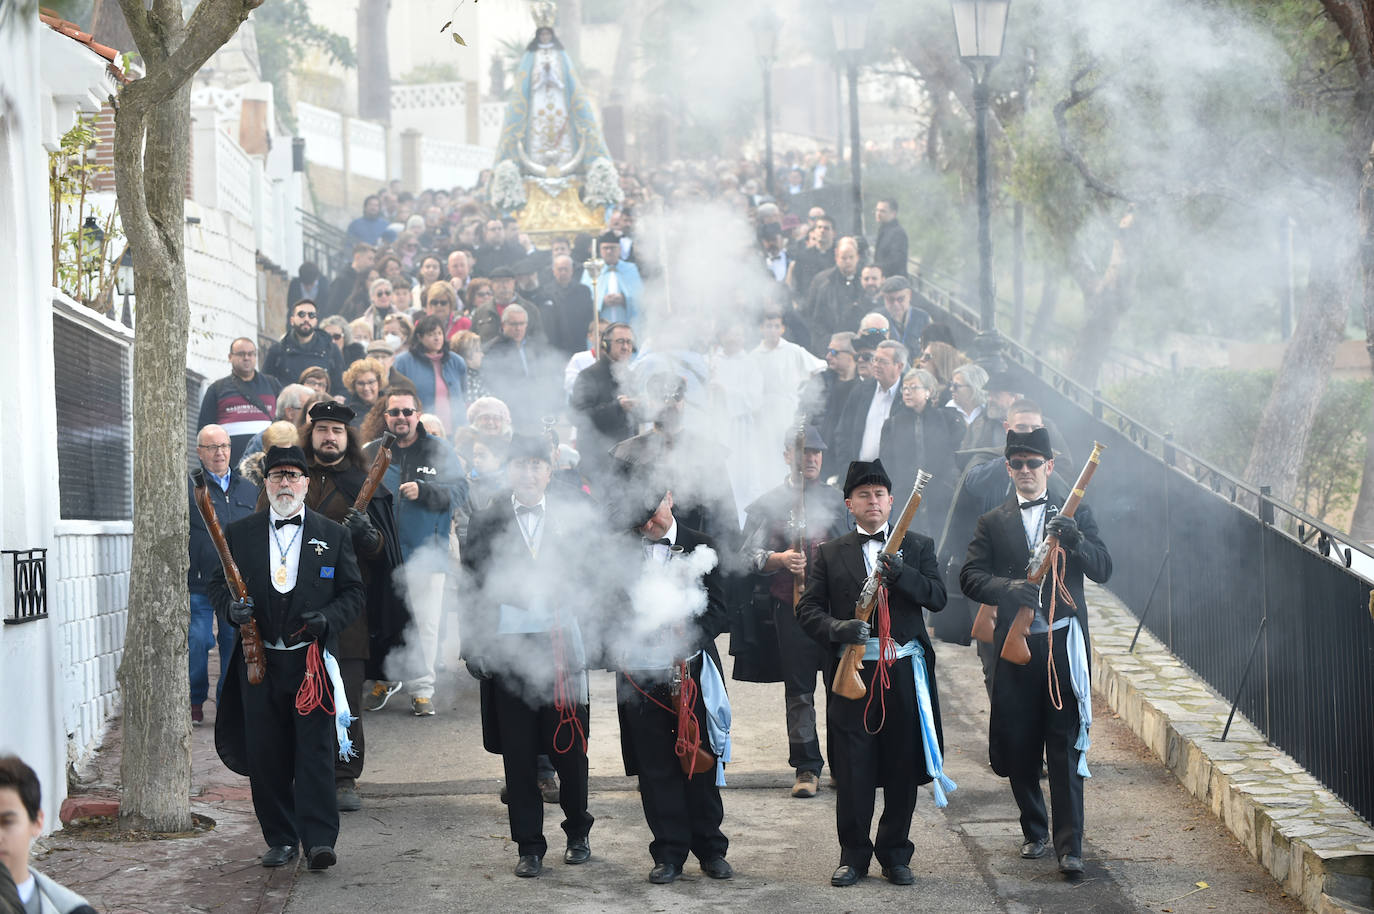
[342,357,389,425]
[237,420,302,486]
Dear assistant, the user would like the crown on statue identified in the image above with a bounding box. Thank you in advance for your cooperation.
[531,1,557,29]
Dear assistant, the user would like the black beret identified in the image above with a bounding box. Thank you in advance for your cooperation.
[263,445,309,475]
[596,232,620,249]
[488,265,516,279]
[843,459,892,498]
[880,276,912,294]
[307,400,356,425]
[784,424,828,452]
[513,257,540,275]
[1005,427,1053,460]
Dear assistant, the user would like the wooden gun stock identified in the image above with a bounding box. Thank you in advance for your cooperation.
[790,421,807,611]
[971,603,997,644]
[354,432,397,512]
[192,470,265,685]
[999,442,1106,665]
[832,470,932,700]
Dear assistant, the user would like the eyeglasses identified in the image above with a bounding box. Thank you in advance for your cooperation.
[266,470,305,482]
[1007,458,1046,471]
[825,348,852,357]
[375,289,393,297]
[386,407,417,417]
[294,311,316,319]
[951,382,971,390]
[856,352,874,362]
[231,350,256,358]
[328,332,344,341]
[197,443,230,452]
[859,328,886,337]
[901,385,927,394]
[473,290,494,298]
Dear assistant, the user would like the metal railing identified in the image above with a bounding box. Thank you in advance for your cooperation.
[915,270,1374,825]
[299,209,351,281]
[2,549,48,625]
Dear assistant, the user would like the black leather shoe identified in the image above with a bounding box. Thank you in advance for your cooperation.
[515,854,543,877]
[1058,855,1084,876]
[831,864,864,887]
[261,845,298,868]
[881,863,915,885]
[649,862,682,884]
[564,837,590,865]
[700,857,733,879]
[306,846,336,871]
[1020,837,1051,859]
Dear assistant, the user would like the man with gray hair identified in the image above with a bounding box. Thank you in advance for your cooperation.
[804,236,865,352]
[830,340,909,475]
[535,253,595,356]
[484,304,560,434]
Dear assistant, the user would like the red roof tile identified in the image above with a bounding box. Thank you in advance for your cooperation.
[39,8,126,79]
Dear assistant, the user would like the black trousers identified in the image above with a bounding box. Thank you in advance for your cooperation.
[491,678,593,858]
[990,630,1084,858]
[240,647,339,850]
[827,655,923,871]
[774,598,828,775]
[334,657,366,784]
[616,670,728,867]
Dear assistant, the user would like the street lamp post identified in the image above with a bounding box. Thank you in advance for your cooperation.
[751,10,780,197]
[832,1,872,240]
[952,0,1010,369]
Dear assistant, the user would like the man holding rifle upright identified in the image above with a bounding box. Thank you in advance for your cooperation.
[959,428,1112,879]
[795,459,948,888]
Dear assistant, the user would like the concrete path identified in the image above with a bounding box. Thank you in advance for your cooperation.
[277,631,1301,914]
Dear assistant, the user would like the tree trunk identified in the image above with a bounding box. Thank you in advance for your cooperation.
[356,0,390,123]
[1242,237,1352,506]
[1028,264,1060,351]
[1066,210,1136,386]
[112,0,259,833]
[1345,141,1374,538]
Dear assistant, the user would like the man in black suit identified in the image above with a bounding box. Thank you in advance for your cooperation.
[535,254,596,356]
[873,198,909,280]
[795,458,950,888]
[613,488,733,885]
[829,340,908,478]
[461,435,595,879]
[569,322,636,491]
[959,428,1112,879]
[210,446,365,872]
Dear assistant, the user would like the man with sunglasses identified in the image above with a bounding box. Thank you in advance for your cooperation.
[366,389,465,717]
[264,299,344,401]
[959,428,1112,881]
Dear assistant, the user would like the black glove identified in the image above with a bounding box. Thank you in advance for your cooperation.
[832,618,871,644]
[227,596,254,627]
[345,507,381,552]
[1046,514,1082,551]
[299,611,328,641]
[1006,579,1041,609]
[876,551,903,587]
[465,658,492,681]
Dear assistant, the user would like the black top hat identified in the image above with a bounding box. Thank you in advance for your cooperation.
[263,445,309,475]
[508,433,552,464]
[308,400,356,425]
[843,459,892,498]
[1005,427,1053,460]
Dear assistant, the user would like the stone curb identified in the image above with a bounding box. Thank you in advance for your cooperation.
[1087,583,1374,914]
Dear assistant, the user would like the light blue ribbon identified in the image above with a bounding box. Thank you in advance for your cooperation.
[854,638,957,807]
[321,648,356,761]
[1065,617,1092,778]
[697,651,733,787]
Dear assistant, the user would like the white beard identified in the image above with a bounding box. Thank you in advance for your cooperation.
[272,490,306,516]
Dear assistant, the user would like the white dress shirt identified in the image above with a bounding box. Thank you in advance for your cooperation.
[644,519,679,564]
[267,505,306,593]
[513,493,547,556]
[857,523,891,574]
[858,381,900,461]
[1017,491,1048,550]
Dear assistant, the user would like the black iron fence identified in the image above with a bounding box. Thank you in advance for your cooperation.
[300,209,351,282]
[912,272,1374,826]
[2,549,48,625]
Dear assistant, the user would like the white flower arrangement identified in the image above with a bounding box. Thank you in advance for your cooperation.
[583,157,624,208]
[491,160,527,210]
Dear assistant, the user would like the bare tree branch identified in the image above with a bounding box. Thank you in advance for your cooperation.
[1052,63,1135,205]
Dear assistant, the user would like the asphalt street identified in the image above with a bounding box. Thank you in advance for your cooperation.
[281,628,1302,914]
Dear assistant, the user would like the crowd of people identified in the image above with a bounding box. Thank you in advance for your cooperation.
[181,159,1110,890]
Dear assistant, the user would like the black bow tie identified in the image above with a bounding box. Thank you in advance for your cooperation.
[643,537,671,547]
[858,530,886,544]
[274,515,302,529]
[1020,498,1047,510]
[515,504,543,517]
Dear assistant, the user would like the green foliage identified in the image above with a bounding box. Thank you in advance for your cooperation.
[49,115,121,309]
[254,0,354,125]
[1108,368,1371,523]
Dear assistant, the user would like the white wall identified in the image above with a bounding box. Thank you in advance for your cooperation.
[0,16,88,834]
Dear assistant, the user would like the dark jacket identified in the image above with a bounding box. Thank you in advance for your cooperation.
[482,335,561,434]
[188,469,260,593]
[263,330,344,395]
[288,276,331,314]
[197,373,282,465]
[367,425,465,560]
[804,266,864,354]
[830,378,900,478]
[874,219,910,279]
[878,403,964,540]
[534,281,595,355]
[470,295,540,345]
[795,527,947,769]
[210,509,365,775]
[570,357,634,483]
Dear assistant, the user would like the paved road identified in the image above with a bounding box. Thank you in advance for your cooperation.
[282,632,1301,913]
